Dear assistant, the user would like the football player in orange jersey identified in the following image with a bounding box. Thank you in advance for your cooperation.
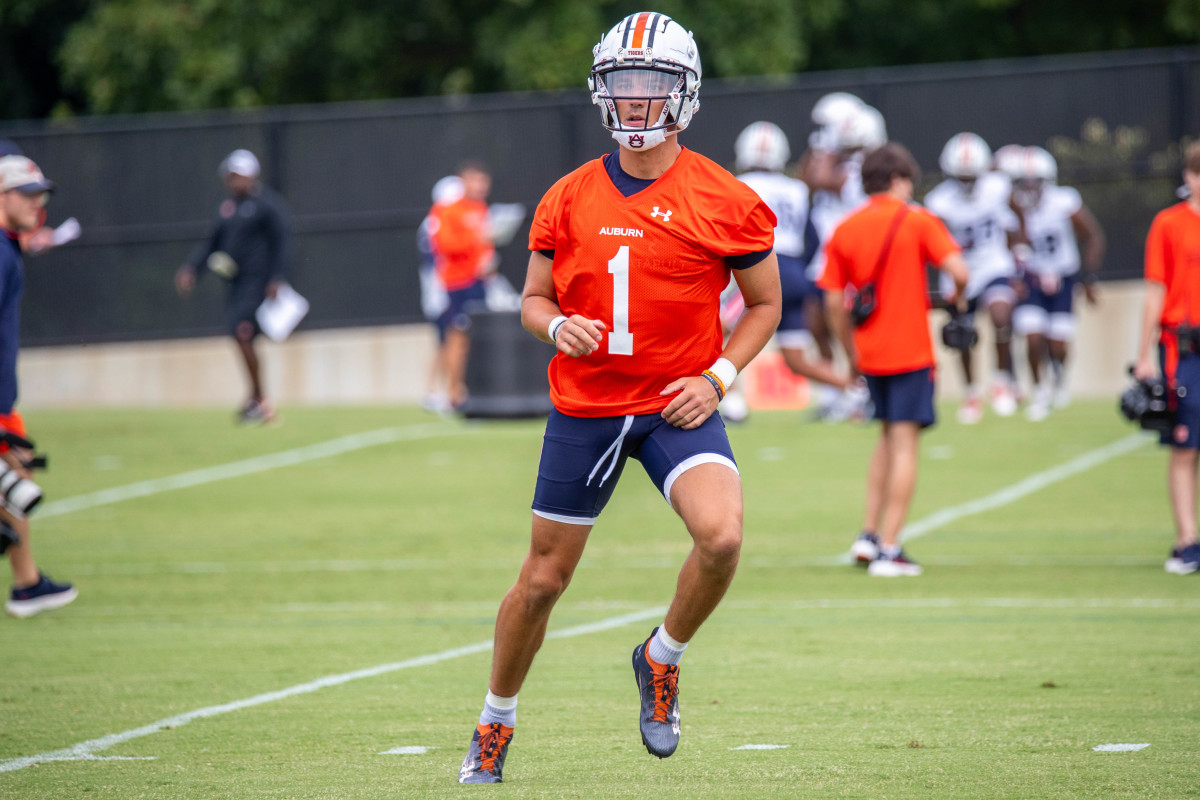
[1135,141,1200,575]
[459,12,782,783]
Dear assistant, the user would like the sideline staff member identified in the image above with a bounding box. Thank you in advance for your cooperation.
[1135,141,1200,575]
[0,155,77,617]
[820,143,969,577]
[176,150,290,424]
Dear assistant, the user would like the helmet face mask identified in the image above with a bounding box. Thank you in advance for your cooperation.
[590,12,701,151]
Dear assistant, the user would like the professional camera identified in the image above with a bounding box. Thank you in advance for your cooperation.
[0,463,42,516]
[1119,369,1175,433]
[941,313,979,352]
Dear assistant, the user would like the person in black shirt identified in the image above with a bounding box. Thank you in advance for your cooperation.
[176,150,290,424]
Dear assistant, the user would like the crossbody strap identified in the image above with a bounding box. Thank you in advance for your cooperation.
[866,205,910,287]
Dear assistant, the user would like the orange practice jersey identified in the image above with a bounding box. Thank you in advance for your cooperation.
[530,148,776,417]
[819,194,959,375]
[1146,202,1200,331]
[431,197,493,292]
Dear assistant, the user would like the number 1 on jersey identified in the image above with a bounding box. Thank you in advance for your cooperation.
[607,246,634,356]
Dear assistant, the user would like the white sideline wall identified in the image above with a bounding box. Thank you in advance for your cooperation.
[20,280,1146,409]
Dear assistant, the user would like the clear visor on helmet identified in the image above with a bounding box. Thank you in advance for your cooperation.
[601,67,679,98]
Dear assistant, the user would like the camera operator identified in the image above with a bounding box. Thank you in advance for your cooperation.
[0,155,76,617]
[1135,141,1200,575]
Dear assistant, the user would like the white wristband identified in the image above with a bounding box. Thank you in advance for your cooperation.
[548,315,568,344]
[709,357,738,390]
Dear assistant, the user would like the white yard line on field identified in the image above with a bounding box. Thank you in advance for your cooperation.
[0,606,667,774]
[897,432,1152,546]
[51,431,1155,575]
[37,423,465,520]
[2,432,1155,774]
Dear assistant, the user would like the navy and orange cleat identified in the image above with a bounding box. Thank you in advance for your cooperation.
[632,628,681,758]
[458,722,514,784]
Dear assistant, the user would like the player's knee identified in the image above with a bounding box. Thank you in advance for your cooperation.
[235,321,255,342]
[696,524,742,568]
[521,564,570,613]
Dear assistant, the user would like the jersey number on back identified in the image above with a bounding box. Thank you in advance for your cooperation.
[607,246,634,356]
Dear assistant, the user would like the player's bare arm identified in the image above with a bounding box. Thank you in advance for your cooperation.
[661,252,782,429]
[940,252,970,311]
[824,287,858,377]
[1135,281,1166,380]
[520,250,606,357]
[1071,205,1106,303]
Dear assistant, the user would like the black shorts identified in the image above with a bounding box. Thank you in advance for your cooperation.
[227,283,266,337]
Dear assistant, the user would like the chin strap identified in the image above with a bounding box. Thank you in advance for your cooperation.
[612,128,668,151]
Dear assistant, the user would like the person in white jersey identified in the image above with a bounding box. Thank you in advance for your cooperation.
[802,97,885,420]
[725,121,857,421]
[1010,146,1105,420]
[925,132,1021,424]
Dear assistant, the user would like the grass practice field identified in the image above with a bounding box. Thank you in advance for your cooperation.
[1,401,1197,798]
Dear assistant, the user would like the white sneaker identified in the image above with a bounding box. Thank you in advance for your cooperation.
[1053,384,1071,410]
[957,396,983,425]
[1025,385,1052,422]
[850,532,880,564]
[720,391,749,423]
[991,382,1017,417]
[868,550,923,577]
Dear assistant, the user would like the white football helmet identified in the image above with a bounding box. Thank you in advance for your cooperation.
[838,105,887,151]
[735,121,790,172]
[589,12,701,151]
[431,175,464,205]
[811,92,863,127]
[992,144,1025,180]
[939,132,992,179]
[1021,146,1057,183]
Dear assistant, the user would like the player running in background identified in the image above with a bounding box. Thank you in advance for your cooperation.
[820,143,969,576]
[175,150,290,425]
[1010,146,1105,420]
[458,11,781,783]
[0,155,77,617]
[427,161,495,409]
[1134,141,1200,575]
[728,121,858,421]
[925,133,1022,424]
[802,95,886,420]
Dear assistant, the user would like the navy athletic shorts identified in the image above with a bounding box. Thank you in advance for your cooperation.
[436,280,487,342]
[966,275,1018,315]
[1162,348,1200,450]
[531,408,739,525]
[864,367,936,428]
[777,254,816,339]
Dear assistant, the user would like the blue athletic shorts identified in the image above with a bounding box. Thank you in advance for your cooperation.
[531,408,739,525]
[777,254,815,338]
[1020,273,1076,315]
[435,280,487,342]
[864,367,936,428]
[1162,348,1200,450]
[966,275,1017,315]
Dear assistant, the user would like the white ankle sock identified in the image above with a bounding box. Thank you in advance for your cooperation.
[479,692,517,727]
[647,625,687,666]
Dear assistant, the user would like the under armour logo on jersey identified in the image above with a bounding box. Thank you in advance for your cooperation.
[651,207,673,222]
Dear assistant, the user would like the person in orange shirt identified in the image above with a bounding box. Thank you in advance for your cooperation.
[428,161,495,408]
[1134,141,1200,575]
[458,12,781,784]
[820,143,969,577]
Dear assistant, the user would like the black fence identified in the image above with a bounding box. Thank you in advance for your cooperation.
[3,47,1197,347]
